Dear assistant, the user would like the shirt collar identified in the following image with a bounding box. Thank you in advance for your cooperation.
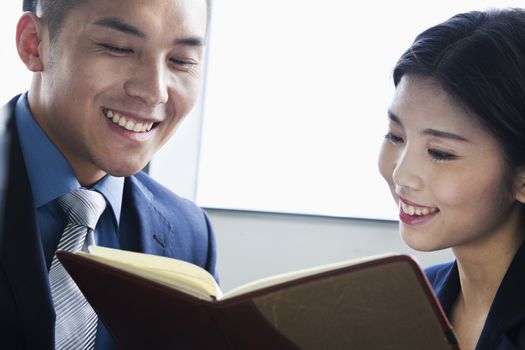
[433,240,525,331]
[90,175,123,223]
[431,261,460,317]
[15,93,124,223]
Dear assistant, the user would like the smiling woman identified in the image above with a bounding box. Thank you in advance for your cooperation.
[378,8,525,349]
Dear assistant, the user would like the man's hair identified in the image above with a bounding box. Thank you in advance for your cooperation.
[23,0,212,41]
[24,0,83,40]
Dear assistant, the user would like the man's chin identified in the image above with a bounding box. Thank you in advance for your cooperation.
[104,162,151,178]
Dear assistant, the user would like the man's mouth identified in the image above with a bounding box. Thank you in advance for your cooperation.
[103,108,156,133]
[400,201,438,216]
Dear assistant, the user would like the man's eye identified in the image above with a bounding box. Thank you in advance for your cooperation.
[428,149,457,161]
[99,44,134,54]
[384,132,404,144]
[170,58,197,70]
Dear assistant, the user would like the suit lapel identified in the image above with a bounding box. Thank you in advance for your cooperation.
[119,175,169,256]
[478,241,525,349]
[0,108,54,348]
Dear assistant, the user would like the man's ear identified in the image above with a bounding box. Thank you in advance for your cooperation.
[16,12,45,72]
[515,166,525,204]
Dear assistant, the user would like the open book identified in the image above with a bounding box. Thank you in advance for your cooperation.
[71,246,402,301]
[57,247,459,350]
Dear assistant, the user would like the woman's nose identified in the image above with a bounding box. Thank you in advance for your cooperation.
[392,147,424,193]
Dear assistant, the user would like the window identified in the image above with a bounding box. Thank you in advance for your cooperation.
[193,0,524,220]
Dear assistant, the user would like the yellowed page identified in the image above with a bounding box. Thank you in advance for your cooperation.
[222,252,399,300]
[78,246,222,301]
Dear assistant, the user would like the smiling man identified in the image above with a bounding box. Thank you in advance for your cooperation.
[0,0,216,349]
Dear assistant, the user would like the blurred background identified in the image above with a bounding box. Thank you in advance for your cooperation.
[2,1,521,290]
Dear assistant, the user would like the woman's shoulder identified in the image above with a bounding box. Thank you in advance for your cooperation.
[424,261,455,286]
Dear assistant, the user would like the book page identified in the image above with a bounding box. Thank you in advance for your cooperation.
[222,252,399,300]
[79,246,223,301]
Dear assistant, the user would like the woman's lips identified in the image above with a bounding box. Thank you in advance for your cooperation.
[398,198,439,225]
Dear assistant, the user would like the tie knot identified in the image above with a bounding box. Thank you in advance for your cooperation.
[58,189,107,230]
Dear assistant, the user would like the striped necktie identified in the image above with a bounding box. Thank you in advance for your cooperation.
[49,188,106,350]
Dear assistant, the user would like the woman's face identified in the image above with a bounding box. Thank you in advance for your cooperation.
[378,74,523,252]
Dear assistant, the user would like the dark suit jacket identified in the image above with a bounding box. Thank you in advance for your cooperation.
[426,241,525,350]
[0,96,217,349]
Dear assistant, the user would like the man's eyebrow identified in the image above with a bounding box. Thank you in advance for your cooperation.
[93,18,145,38]
[175,37,205,47]
[92,17,205,47]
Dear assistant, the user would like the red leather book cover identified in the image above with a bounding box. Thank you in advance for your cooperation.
[57,252,459,350]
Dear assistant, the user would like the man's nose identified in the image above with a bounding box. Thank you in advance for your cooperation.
[124,59,169,106]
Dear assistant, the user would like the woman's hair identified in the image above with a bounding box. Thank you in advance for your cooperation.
[394,8,525,169]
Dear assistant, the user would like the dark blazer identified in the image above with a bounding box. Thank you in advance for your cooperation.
[0,96,217,349]
[426,241,525,350]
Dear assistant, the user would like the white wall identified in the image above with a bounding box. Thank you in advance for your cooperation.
[209,209,453,292]
[0,3,32,102]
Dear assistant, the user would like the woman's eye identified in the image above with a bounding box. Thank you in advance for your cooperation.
[384,132,404,144]
[428,149,457,161]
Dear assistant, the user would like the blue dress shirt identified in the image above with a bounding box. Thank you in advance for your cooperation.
[15,93,124,270]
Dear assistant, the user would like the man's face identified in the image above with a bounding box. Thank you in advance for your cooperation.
[31,0,207,184]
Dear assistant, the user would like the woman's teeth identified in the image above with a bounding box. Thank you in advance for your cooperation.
[103,108,154,133]
[400,202,438,216]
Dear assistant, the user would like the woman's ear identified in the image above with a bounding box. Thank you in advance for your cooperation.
[16,12,45,72]
[515,167,525,204]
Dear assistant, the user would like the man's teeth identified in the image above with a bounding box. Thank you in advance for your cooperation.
[401,202,437,216]
[103,108,154,133]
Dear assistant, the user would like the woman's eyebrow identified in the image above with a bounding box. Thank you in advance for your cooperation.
[422,128,470,142]
[387,110,403,126]
[388,110,470,142]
